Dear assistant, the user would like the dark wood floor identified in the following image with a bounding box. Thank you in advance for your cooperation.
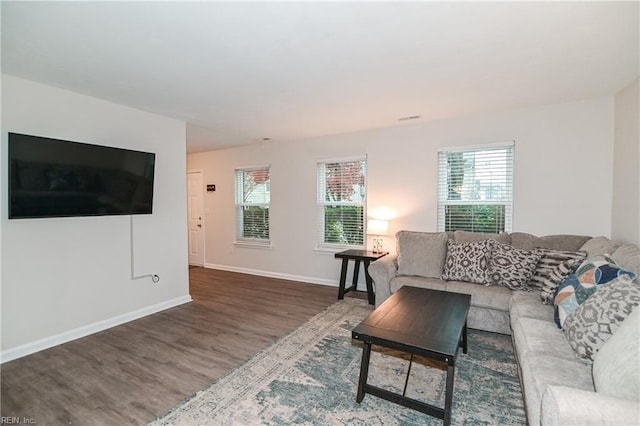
[1,268,360,425]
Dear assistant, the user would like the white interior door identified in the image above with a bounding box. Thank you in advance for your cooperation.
[187,171,205,266]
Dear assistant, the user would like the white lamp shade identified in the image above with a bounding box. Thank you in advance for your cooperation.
[367,219,389,235]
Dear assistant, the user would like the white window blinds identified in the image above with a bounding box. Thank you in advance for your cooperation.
[437,143,514,233]
[235,166,270,244]
[317,158,367,248]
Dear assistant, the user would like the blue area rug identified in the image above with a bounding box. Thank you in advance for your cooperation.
[152,298,525,425]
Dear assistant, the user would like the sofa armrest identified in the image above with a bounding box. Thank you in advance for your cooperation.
[541,385,640,426]
[368,254,398,307]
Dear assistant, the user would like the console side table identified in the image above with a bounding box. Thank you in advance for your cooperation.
[334,249,388,305]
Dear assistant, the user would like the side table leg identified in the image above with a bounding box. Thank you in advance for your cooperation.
[356,342,372,403]
[338,258,349,299]
[351,259,361,292]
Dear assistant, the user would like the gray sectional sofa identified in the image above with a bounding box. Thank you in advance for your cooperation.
[368,230,640,425]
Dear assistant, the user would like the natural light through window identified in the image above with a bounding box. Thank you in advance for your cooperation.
[437,143,514,233]
[317,157,367,249]
[235,166,270,245]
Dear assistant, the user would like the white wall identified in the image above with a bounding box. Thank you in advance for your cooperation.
[188,97,615,287]
[612,78,640,246]
[1,76,190,361]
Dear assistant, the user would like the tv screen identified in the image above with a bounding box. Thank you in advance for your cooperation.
[8,132,155,219]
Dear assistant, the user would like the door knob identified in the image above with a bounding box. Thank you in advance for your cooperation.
[197,224,202,228]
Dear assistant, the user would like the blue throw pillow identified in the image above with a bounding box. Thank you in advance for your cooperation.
[553,256,637,328]
[574,255,637,285]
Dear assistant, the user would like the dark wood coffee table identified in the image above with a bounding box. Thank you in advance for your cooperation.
[351,286,471,425]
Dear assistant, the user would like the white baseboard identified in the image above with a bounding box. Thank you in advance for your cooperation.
[204,263,343,288]
[1,295,193,364]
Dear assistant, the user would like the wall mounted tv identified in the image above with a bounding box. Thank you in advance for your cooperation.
[8,133,156,219]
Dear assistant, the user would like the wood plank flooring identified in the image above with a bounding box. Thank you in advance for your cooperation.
[1,268,361,425]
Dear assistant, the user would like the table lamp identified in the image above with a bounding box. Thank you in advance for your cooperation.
[367,219,389,253]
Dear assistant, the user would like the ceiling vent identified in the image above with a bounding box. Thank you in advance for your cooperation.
[398,115,422,121]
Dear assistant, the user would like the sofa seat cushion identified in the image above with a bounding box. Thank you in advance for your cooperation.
[510,291,554,328]
[519,353,594,426]
[513,317,578,362]
[389,276,446,294]
[445,281,512,311]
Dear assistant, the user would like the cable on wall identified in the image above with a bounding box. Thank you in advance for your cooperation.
[130,215,160,283]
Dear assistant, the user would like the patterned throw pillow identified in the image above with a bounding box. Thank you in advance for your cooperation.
[563,280,640,363]
[540,258,584,305]
[489,241,543,290]
[530,249,587,290]
[554,274,597,328]
[442,239,493,285]
[574,255,637,283]
[553,256,638,328]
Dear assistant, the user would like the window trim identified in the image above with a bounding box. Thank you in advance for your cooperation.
[316,156,367,250]
[234,165,271,246]
[437,142,514,233]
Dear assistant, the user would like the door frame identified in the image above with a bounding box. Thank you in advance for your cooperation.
[187,169,206,266]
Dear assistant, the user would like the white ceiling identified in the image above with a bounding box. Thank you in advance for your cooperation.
[2,1,638,153]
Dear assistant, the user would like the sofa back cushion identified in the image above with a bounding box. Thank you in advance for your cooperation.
[453,230,510,245]
[611,244,640,284]
[592,307,640,400]
[579,236,623,257]
[396,231,448,278]
[511,232,591,252]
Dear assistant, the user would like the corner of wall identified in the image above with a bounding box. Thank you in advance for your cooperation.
[612,78,640,245]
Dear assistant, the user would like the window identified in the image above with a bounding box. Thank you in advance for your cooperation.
[235,166,270,244]
[437,143,513,233]
[317,157,367,248]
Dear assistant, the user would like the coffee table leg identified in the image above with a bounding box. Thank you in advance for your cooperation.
[338,259,349,299]
[444,363,455,426]
[363,260,375,305]
[356,342,372,403]
[462,321,468,354]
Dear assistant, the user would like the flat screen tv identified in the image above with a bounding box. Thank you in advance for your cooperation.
[8,132,155,219]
